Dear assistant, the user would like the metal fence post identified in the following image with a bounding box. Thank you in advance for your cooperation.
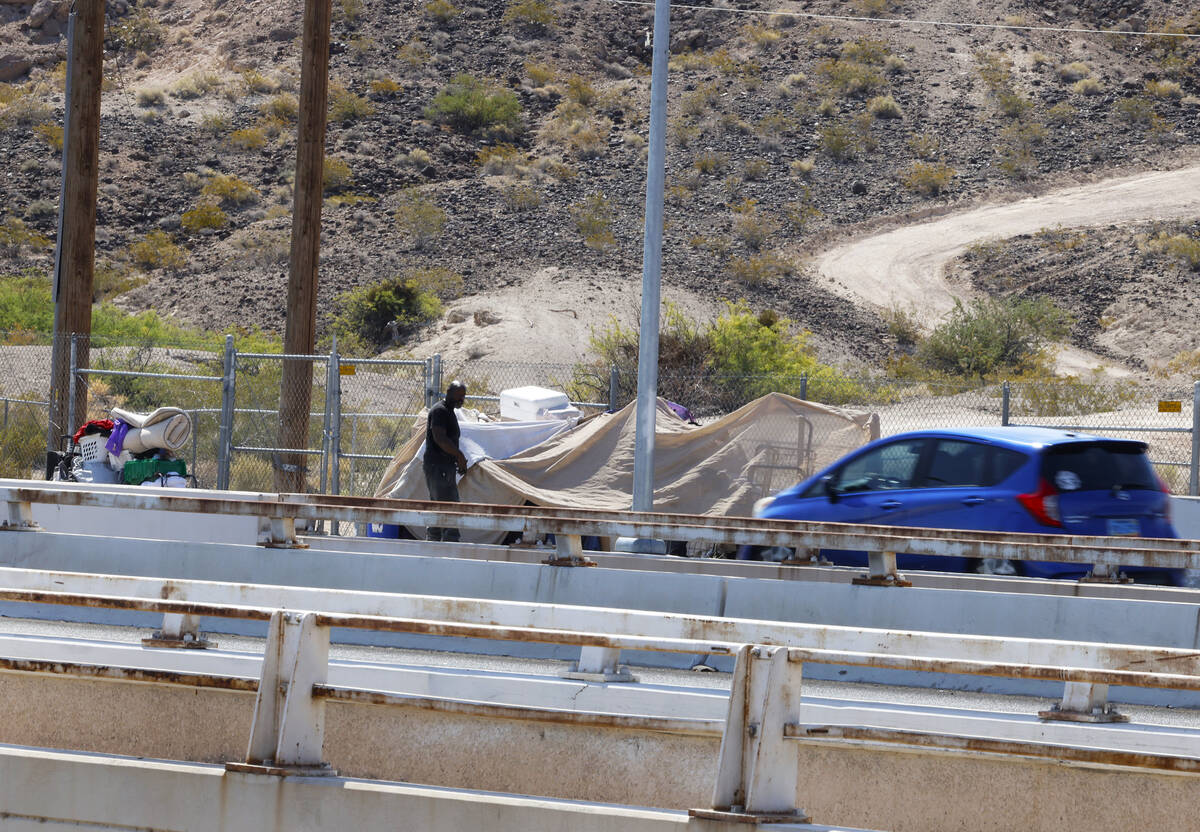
[609,364,619,411]
[216,335,236,491]
[433,353,443,402]
[66,334,77,435]
[1191,380,1200,497]
[330,336,343,503]
[799,374,807,401]
[319,340,334,497]
[1001,381,1010,427]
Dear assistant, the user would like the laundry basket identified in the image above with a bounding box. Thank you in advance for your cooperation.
[76,433,108,465]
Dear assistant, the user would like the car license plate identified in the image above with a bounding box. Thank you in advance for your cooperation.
[1107,518,1139,536]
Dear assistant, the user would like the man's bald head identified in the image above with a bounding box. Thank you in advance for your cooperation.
[446,380,467,409]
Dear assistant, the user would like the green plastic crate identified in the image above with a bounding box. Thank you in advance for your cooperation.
[122,457,187,486]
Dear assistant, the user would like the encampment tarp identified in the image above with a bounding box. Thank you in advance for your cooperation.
[374,392,879,543]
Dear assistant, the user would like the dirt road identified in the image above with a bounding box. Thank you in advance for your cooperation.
[816,165,1200,320]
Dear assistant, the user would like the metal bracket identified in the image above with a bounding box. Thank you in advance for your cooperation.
[779,549,830,566]
[143,613,214,649]
[1039,682,1129,723]
[561,645,637,682]
[1,494,38,531]
[708,645,809,819]
[1079,564,1132,584]
[245,611,332,769]
[852,550,911,586]
[542,532,596,567]
[257,516,310,549]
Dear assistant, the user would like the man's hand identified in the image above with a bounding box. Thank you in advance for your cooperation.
[456,453,468,475]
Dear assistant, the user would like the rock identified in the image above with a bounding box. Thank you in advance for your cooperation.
[473,310,501,326]
[158,214,181,231]
[851,181,868,195]
[671,29,706,54]
[42,17,61,35]
[0,53,31,82]
[269,27,297,42]
[27,0,55,27]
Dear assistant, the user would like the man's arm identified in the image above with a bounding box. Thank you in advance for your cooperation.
[431,424,468,474]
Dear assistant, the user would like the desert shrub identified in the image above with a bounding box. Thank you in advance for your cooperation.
[261,93,299,121]
[816,58,884,98]
[565,75,596,106]
[329,84,375,122]
[819,122,858,161]
[524,60,556,87]
[917,296,1072,378]
[202,174,258,207]
[127,230,187,271]
[0,217,51,258]
[815,97,837,116]
[1140,231,1200,270]
[332,274,443,349]
[426,74,522,134]
[679,82,720,118]
[731,200,779,251]
[1116,96,1154,124]
[789,158,815,177]
[1145,79,1183,100]
[180,202,229,232]
[0,269,53,330]
[424,0,460,24]
[370,78,402,96]
[906,132,941,159]
[476,144,525,175]
[242,70,279,94]
[883,55,907,75]
[172,71,223,100]
[783,191,820,232]
[727,252,792,284]
[693,152,725,175]
[1045,102,1077,125]
[0,402,43,478]
[33,122,63,151]
[136,86,166,106]
[571,193,616,250]
[996,91,1032,118]
[867,94,902,118]
[882,302,922,347]
[974,51,1013,93]
[841,38,890,65]
[107,9,165,54]
[323,157,354,193]
[200,113,230,134]
[567,124,606,159]
[502,0,556,32]
[903,161,955,195]
[742,22,781,49]
[228,127,268,150]
[394,188,446,249]
[743,158,770,181]
[409,265,464,300]
[502,183,541,211]
[1072,78,1104,96]
[1057,62,1091,82]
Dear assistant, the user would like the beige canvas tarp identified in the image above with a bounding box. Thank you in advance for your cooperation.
[374,392,879,543]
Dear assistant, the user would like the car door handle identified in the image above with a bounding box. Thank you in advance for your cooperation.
[880,500,902,510]
[961,497,985,506]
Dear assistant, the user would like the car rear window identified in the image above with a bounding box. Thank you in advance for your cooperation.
[1043,441,1158,492]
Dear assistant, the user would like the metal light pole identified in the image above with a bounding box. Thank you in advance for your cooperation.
[631,0,671,512]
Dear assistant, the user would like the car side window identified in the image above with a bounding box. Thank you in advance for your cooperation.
[921,440,1028,488]
[834,439,925,493]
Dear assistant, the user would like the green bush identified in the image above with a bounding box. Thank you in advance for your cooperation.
[107,9,165,54]
[571,193,616,250]
[867,94,902,118]
[502,0,557,32]
[426,75,522,134]
[127,230,187,271]
[329,84,375,123]
[332,274,443,350]
[424,0,460,24]
[181,202,229,232]
[0,216,51,258]
[324,157,354,193]
[0,400,43,478]
[917,296,1072,379]
[903,161,956,196]
[202,174,258,207]
[394,188,446,249]
[731,199,778,250]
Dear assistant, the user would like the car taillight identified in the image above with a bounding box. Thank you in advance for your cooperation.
[1017,478,1062,527]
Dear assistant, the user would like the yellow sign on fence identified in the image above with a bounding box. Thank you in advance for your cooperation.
[1158,400,1182,413]
[339,364,356,376]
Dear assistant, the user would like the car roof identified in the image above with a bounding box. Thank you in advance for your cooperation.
[880,426,1139,451]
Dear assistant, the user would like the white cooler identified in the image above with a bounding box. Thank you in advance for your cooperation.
[499,386,582,422]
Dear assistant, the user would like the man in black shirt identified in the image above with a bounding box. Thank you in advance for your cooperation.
[424,380,468,542]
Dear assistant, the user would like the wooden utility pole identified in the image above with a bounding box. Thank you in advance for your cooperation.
[47,0,104,447]
[276,0,332,493]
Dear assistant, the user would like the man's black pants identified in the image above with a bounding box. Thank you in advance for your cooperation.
[423,461,461,542]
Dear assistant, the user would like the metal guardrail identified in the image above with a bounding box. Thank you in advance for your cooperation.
[2,576,1200,817]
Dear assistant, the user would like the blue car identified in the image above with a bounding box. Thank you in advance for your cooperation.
[746,426,1181,584]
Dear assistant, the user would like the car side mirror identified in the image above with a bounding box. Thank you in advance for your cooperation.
[821,475,839,503]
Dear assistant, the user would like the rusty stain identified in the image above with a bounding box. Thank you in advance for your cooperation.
[313,684,723,736]
[0,656,258,691]
[0,588,274,622]
[788,724,1200,774]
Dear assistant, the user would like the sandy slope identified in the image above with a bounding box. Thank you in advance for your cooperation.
[815,164,1200,374]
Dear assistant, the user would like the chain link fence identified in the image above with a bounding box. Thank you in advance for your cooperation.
[2,330,1197,496]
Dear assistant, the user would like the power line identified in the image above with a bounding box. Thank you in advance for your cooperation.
[601,0,1200,40]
